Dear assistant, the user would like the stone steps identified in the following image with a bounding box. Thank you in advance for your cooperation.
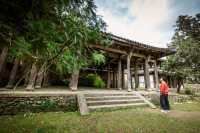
[78,92,156,115]
[86,96,139,101]
[88,103,148,110]
[87,99,144,106]
[85,92,153,112]
[85,93,134,97]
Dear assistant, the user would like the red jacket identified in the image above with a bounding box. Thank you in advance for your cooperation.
[160,81,169,95]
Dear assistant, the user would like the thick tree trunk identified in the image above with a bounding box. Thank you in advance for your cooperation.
[177,83,181,93]
[26,63,38,91]
[43,71,49,87]
[6,58,20,89]
[24,71,30,87]
[35,66,44,89]
[69,70,79,91]
[0,47,8,73]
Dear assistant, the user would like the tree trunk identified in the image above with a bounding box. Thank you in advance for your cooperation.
[177,83,181,93]
[177,78,182,93]
[26,63,38,91]
[43,70,49,87]
[35,66,44,89]
[6,58,20,89]
[23,64,31,87]
[69,70,79,91]
[0,47,8,73]
[24,71,30,87]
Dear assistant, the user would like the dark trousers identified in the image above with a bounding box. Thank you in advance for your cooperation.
[160,94,170,110]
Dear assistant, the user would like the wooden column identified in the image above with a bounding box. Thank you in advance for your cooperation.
[127,53,132,91]
[144,57,150,90]
[107,65,111,89]
[134,64,139,90]
[111,72,113,88]
[122,63,125,89]
[117,58,122,90]
[115,71,118,89]
[131,70,133,89]
[154,60,159,89]
[113,70,115,88]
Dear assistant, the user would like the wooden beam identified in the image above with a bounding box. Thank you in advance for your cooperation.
[132,53,146,58]
[149,60,156,63]
[90,45,127,55]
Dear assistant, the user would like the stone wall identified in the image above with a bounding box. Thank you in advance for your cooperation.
[185,84,200,93]
[141,93,193,105]
[0,94,78,115]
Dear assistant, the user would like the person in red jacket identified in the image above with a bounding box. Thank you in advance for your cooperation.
[159,78,170,112]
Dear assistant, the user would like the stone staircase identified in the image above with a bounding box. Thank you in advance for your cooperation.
[78,92,156,115]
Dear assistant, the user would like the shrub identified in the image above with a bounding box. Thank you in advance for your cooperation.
[86,73,105,88]
[62,79,69,86]
[40,100,56,110]
[94,76,105,88]
[184,86,195,95]
[185,89,193,95]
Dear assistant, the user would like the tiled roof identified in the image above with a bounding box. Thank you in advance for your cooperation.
[104,32,175,55]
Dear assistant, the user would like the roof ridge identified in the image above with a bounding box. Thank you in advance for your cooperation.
[103,32,169,51]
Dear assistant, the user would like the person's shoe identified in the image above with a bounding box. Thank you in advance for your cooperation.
[166,110,170,113]
[161,110,167,113]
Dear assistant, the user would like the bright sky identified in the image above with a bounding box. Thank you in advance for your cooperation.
[94,0,200,48]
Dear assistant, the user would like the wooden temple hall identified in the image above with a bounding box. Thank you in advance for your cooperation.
[82,33,173,91]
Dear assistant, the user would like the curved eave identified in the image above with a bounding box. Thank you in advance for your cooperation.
[104,32,176,58]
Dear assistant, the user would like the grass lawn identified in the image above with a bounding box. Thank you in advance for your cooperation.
[0,102,200,133]
[171,101,200,111]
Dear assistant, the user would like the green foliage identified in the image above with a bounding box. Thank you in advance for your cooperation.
[92,52,105,65]
[162,13,200,83]
[40,100,56,110]
[184,85,196,95]
[185,89,193,95]
[94,76,106,88]
[86,73,105,88]
[2,0,111,79]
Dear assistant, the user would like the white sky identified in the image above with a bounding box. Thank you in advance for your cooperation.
[95,0,200,48]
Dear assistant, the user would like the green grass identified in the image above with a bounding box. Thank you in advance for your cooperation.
[171,102,200,111]
[0,103,200,133]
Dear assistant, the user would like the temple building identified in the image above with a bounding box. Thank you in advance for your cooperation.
[79,33,174,91]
